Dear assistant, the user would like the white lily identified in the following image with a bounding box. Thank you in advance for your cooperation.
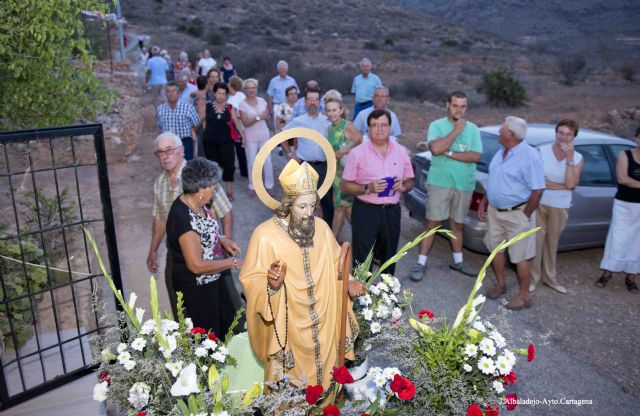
[170,363,200,396]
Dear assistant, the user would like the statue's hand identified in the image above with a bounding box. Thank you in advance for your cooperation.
[348,280,368,298]
[267,260,287,290]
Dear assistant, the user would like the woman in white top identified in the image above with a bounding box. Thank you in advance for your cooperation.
[227,76,248,178]
[531,120,584,294]
[238,78,274,196]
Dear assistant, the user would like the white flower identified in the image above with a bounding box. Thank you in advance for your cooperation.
[202,339,218,350]
[472,320,486,332]
[375,305,390,319]
[100,348,114,362]
[159,334,177,358]
[381,273,394,286]
[464,344,478,357]
[490,331,506,349]
[171,363,200,396]
[465,309,478,324]
[184,317,194,331]
[211,350,227,363]
[479,337,496,356]
[135,307,145,324]
[362,308,374,321]
[202,365,208,372]
[477,356,495,375]
[381,293,392,306]
[218,346,229,356]
[377,282,390,292]
[123,360,136,371]
[493,379,505,393]
[367,366,382,377]
[128,292,137,309]
[117,351,131,364]
[92,381,108,402]
[463,363,473,372]
[165,361,183,377]
[358,294,372,306]
[484,320,496,331]
[382,367,400,380]
[391,307,402,320]
[373,372,387,388]
[502,349,517,366]
[117,343,128,353]
[389,293,398,303]
[215,412,230,416]
[160,319,179,334]
[140,319,156,335]
[195,347,208,357]
[370,322,381,334]
[369,285,381,296]
[128,382,151,410]
[472,294,486,308]
[495,355,513,375]
[131,337,147,352]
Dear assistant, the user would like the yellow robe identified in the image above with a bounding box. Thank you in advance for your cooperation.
[240,216,358,390]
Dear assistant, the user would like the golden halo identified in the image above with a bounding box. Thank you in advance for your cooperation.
[253,127,336,209]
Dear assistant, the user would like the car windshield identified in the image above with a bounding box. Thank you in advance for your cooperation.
[477,132,501,173]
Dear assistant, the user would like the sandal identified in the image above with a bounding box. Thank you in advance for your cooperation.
[594,272,612,288]
[625,276,639,293]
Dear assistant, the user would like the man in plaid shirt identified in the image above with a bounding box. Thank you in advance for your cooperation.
[156,82,202,160]
[147,132,233,318]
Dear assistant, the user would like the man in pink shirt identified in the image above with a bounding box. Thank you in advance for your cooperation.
[342,109,414,274]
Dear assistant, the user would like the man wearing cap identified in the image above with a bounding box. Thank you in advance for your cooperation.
[240,159,364,394]
[478,116,545,311]
[147,132,233,319]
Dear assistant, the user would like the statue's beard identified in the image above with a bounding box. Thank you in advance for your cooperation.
[288,215,315,248]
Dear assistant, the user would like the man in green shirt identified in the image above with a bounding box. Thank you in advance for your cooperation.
[410,91,483,281]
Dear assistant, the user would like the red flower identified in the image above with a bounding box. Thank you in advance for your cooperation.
[360,414,370,416]
[466,404,483,416]
[505,393,518,411]
[389,374,416,400]
[191,327,206,335]
[323,404,341,416]
[418,310,434,320]
[501,371,517,386]
[208,331,219,342]
[486,403,499,416]
[527,343,535,362]
[98,370,111,386]
[332,365,354,384]
[305,384,324,405]
[136,412,147,416]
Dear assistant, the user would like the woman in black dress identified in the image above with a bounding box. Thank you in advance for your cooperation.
[166,158,243,334]
[200,82,244,201]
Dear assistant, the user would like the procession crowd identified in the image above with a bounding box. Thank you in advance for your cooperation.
[142,43,640,338]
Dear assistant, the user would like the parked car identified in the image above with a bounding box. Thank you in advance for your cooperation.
[404,124,635,253]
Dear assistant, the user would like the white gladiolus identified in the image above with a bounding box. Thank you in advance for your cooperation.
[472,294,486,308]
[135,307,145,324]
[472,320,486,332]
[92,381,108,402]
[185,317,194,331]
[131,337,147,352]
[493,380,505,393]
[128,382,151,409]
[128,292,137,310]
[165,361,183,377]
[170,363,200,396]
[477,356,495,375]
[159,334,177,358]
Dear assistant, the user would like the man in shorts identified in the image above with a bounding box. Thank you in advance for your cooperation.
[410,91,482,281]
[477,116,545,311]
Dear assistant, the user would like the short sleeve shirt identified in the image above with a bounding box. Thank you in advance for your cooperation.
[342,140,414,205]
[166,198,222,286]
[267,75,299,105]
[147,56,168,86]
[351,73,382,103]
[487,141,546,209]
[353,107,402,138]
[426,117,483,191]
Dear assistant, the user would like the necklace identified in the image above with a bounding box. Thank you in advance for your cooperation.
[182,195,203,217]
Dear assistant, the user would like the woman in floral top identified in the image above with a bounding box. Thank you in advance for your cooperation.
[324,93,362,238]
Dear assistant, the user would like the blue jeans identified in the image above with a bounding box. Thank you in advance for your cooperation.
[181,136,194,160]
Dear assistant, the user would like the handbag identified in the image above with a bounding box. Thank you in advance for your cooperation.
[227,104,242,142]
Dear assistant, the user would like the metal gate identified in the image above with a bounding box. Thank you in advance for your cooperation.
[0,124,122,409]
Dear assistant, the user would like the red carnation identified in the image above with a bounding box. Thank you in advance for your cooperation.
[208,331,219,342]
[136,412,147,416]
[505,393,518,411]
[360,414,370,416]
[466,404,483,416]
[527,343,535,362]
[389,374,416,400]
[486,403,499,416]
[305,384,324,405]
[501,371,517,386]
[98,370,111,386]
[332,365,354,384]
[323,404,341,416]
[418,310,434,320]
[191,327,206,335]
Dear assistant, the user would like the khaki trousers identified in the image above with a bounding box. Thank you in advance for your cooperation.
[531,204,568,287]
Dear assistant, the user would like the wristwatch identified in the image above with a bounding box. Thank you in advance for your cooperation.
[446,150,454,157]
[364,183,370,195]
[255,116,261,121]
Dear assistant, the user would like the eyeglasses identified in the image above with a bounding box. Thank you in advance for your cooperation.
[154,146,182,157]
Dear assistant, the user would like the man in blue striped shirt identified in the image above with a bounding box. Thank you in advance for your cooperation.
[351,57,382,120]
[156,82,202,160]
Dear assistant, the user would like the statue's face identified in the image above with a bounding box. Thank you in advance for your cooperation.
[290,193,317,222]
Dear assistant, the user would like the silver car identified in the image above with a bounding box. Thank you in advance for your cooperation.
[404,124,635,253]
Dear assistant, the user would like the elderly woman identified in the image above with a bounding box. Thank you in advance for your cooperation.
[200,82,244,200]
[530,119,584,294]
[238,78,274,196]
[324,93,362,238]
[227,76,248,178]
[596,127,640,293]
[166,158,243,334]
[275,85,298,133]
